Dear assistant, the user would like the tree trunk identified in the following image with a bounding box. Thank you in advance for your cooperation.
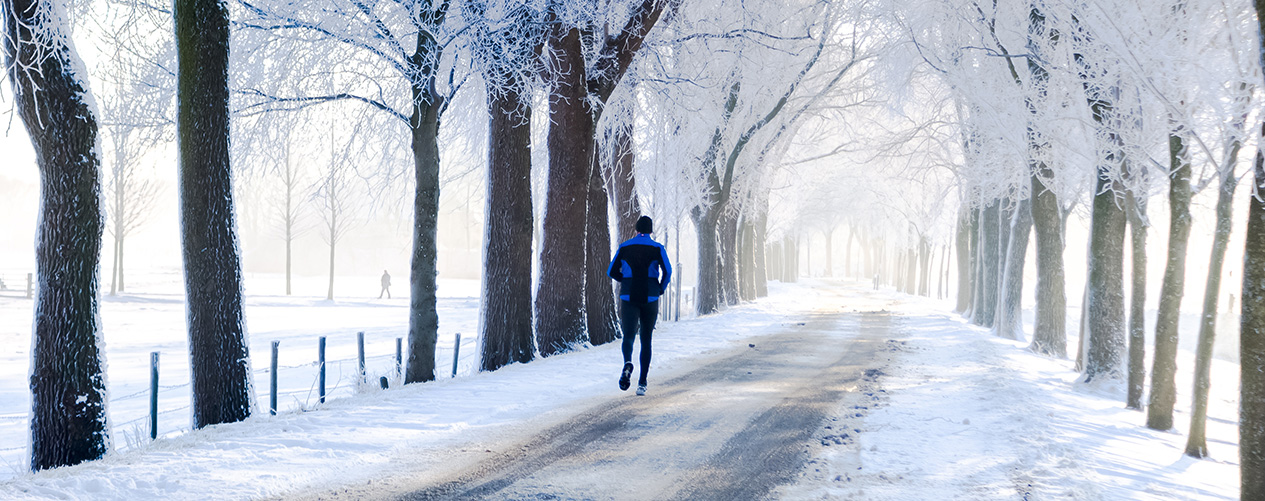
[955,208,972,312]
[740,217,756,300]
[784,235,798,283]
[966,208,981,318]
[175,0,253,427]
[767,242,781,284]
[1186,155,1238,456]
[819,227,829,278]
[285,215,292,296]
[905,247,916,294]
[1148,133,1193,430]
[7,0,111,469]
[845,226,854,278]
[118,233,126,293]
[285,166,293,296]
[997,200,1014,302]
[326,230,336,300]
[694,213,720,313]
[585,145,619,346]
[1242,115,1265,497]
[996,197,1033,340]
[973,200,1000,326]
[404,28,443,383]
[1125,191,1148,410]
[1084,164,1127,382]
[1028,164,1067,357]
[478,87,533,371]
[942,244,951,300]
[918,238,931,296]
[608,118,641,241]
[1026,4,1066,357]
[536,26,592,355]
[754,205,769,297]
[720,208,740,306]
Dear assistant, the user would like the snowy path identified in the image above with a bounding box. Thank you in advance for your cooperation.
[296,307,891,500]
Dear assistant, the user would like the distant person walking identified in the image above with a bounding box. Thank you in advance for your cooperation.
[379,270,392,299]
[608,216,672,396]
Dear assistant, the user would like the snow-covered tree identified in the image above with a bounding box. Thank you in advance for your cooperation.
[3,0,112,471]
[233,0,457,383]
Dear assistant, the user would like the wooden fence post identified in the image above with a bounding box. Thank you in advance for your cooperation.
[26,273,32,299]
[395,337,402,377]
[150,352,159,440]
[357,331,366,383]
[318,336,326,404]
[451,333,461,378]
[270,340,279,415]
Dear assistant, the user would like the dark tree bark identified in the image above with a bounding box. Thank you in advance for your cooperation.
[404,13,447,382]
[176,0,253,426]
[479,83,535,371]
[1026,4,1066,358]
[5,0,110,470]
[585,146,619,346]
[537,0,676,349]
[1029,167,1068,357]
[1232,38,1261,487]
[1084,164,1127,381]
[1242,109,1265,495]
[607,118,641,241]
[1148,133,1192,430]
[1186,148,1239,456]
[955,207,972,313]
[973,200,1001,327]
[536,25,592,355]
[691,82,741,314]
[1125,191,1148,410]
[996,197,1033,340]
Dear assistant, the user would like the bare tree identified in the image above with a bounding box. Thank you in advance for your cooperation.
[102,122,161,296]
[233,0,455,384]
[314,132,360,301]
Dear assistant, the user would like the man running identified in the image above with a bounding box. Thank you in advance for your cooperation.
[607,216,672,396]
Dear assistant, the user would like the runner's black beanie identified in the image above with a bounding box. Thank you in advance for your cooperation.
[636,216,653,234]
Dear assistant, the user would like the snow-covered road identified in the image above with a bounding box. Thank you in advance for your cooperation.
[293,302,892,500]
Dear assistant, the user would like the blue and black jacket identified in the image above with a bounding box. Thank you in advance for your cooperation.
[608,234,672,304]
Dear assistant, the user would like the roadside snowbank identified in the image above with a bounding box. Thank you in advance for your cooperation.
[782,290,1239,500]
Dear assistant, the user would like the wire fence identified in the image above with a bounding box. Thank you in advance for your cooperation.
[0,286,696,465]
[0,331,481,460]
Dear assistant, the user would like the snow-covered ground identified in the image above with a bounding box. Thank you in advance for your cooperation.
[0,276,1240,499]
[781,290,1239,500]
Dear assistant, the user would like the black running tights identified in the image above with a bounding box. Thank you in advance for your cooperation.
[620,300,658,386]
